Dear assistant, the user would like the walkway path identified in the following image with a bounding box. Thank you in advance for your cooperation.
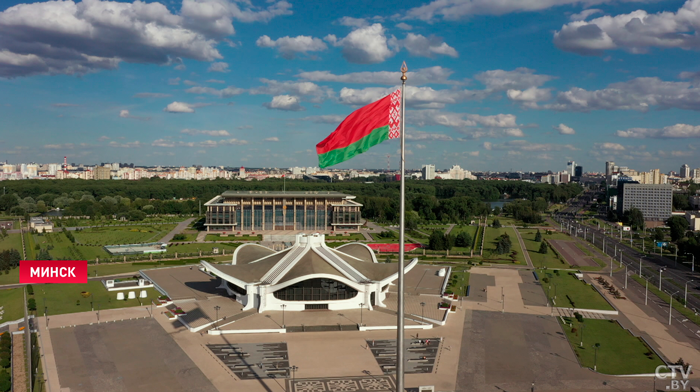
[444,223,456,235]
[159,218,195,242]
[196,231,208,242]
[511,225,533,268]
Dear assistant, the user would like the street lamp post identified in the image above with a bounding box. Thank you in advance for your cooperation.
[624,265,628,289]
[579,323,585,348]
[659,268,666,291]
[645,278,648,305]
[686,253,696,273]
[639,257,643,276]
[281,304,286,328]
[359,302,364,327]
[593,343,601,371]
[214,305,221,330]
[420,302,425,324]
[619,250,623,268]
[669,291,679,325]
[684,280,693,308]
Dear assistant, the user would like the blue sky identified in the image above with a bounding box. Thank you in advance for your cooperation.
[1,0,699,173]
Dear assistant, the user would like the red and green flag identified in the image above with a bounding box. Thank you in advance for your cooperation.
[316,89,401,168]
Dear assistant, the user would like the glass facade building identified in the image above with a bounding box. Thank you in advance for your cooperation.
[204,191,362,232]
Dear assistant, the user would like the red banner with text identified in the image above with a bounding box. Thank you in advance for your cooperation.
[19,260,88,284]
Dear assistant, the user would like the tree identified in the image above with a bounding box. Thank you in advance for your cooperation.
[535,229,542,242]
[492,218,502,228]
[624,207,645,231]
[0,194,18,212]
[27,298,36,311]
[428,230,446,251]
[667,216,689,242]
[455,231,472,248]
[495,233,511,254]
[539,241,548,254]
[653,228,665,242]
[493,206,502,216]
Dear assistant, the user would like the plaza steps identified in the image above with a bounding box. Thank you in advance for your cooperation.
[208,308,258,331]
[554,307,615,320]
[373,306,431,325]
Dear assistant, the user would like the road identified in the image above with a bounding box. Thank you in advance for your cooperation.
[510,225,533,268]
[554,216,700,315]
[6,220,184,234]
[158,218,195,242]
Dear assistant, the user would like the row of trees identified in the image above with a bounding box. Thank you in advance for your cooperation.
[427,229,473,251]
[0,249,21,274]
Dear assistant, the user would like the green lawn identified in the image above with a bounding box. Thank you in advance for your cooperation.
[559,318,663,375]
[518,229,570,269]
[418,225,450,232]
[0,233,23,253]
[165,242,239,255]
[449,226,477,255]
[0,287,25,321]
[33,280,161,316]
[446,269,470,296]
[482,226,526,264]
[542,271,614,310]
[169,233,199,242]
[0,268,19,285]
[205,234,261,241]
[59,216,187,227]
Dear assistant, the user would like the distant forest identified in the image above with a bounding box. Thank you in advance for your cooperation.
[0,178,583,224]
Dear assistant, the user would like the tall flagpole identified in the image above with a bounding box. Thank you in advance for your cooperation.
[396,61,407,392]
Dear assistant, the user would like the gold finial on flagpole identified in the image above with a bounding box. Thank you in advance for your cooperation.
[401,61,407,81]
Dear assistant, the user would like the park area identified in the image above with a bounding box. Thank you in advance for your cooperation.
[541,271,614,311]
[481,226,526,264]
[559,318,664,375]
[0,288,24,322]
[518,229,571,269]
[0,233,22,254]
[32,280,161,316]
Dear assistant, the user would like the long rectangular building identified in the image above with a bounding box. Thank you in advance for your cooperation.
[620,184,672,222]
[204,191,362,232]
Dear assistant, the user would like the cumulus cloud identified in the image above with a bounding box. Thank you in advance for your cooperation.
[297,66,456,86]
[554,1,700,56]
[109,141,142,148]
[208,62,229,72]
[43,143,76,150]
[339,85,485,108]
[554,123,576,135]
[249,79,332,103]
[570,8,602,21]
[133,92,172,98]
[400,0,637,21]
[338,16,371,28]
[405,130,453,141]
[181,129,230,136]
[400,33,458,58]
[51,103,80,108]
[119,109,150,121]
[506,87,552,108]
[206,79,225,84]
[595,142,626,150]
[300,115,345,124]
[169,77,181,85]
[0,0,292,77]
[263,137,280,142]
[263,95,304,111]
[163,101,201,113]
[475,68,555,91]
[409,110,525,139]
[396,22,413,30]
[546,77,700,112]
[218,138,248,145]
[327,23,397,64]
[185,85,245,98]
[616,124,700,138]
[256,35,327,58]
[152,138,247,148]
[480,140,578,152]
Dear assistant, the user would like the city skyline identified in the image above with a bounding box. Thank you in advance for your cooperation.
[2,0,700,171]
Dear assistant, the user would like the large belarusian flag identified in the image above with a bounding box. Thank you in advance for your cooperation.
[316,89,401,168]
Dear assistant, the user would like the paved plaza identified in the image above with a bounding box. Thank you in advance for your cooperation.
[141,265,220,300]
[207,342,290,379]
[49,318,217,392]
[549,239,601,268]
[366,338,440,374]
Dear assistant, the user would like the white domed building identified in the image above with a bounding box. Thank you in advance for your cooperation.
[200,233,418,312]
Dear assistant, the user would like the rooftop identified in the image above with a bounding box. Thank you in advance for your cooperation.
[221,191,351,197]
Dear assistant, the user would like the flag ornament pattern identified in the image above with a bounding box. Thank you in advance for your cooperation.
[316,89,401,168]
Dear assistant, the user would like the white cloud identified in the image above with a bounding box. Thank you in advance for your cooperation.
[468,151,480,156]
[181,129,230,136]
[546,77,700,112]
[185,85,244,98]
[51,103,80,108]
[554,1,700,56]
[169,77,181,85]
[339,86,485,108]
[249,79,332,102]
[164,102,196,113]
[152,138,246,147]
[301,115,345,124]
[481,140,578,152]
[218,138,248,145]
[338,16,370,28]
[475,68,555,91]
[396,22,413,30]
[506,87,552,108]
[98,136,110,141]
[405,130,453,141]
[206,79,225,84]
[208,62,229,72]
[570,8,602,21]
[616,124,700,138]
[297,66,456,86]
[263,137,280,142]
[256,35,327,58]
[133,92,172,98]
[328,23,397,64]
[400,33,458,58]
[43,143,75,150]
[119,109,150,121]
[263,95,304,111]
[554,123,576,135]
[184,80,199,86]
[594,142,626,150]
[108,141,142,148]
[0,0,233,77]
[174,64,186,71]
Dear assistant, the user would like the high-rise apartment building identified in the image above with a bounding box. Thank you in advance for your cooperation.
[94,166,111,180]
[421,164,436,180]
[567,161,576,176]
[620,184,673,221]
[574,166,583,177]
[681,164,691,178]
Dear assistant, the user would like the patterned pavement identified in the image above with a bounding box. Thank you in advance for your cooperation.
[290,375,396,392]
